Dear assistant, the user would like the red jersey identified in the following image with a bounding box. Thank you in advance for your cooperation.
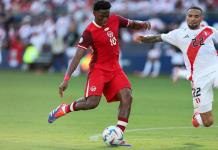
[77,14,129,71]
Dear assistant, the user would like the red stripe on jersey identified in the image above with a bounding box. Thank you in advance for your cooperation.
[187,28,213,80]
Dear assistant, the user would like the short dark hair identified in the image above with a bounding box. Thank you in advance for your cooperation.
[188,6,203,15]
[93,0,111,11]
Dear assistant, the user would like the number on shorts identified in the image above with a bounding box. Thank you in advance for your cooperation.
[192,87,201,97]
[195,98,201,104]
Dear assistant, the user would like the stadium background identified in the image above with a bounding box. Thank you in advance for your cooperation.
[0,0,218,75]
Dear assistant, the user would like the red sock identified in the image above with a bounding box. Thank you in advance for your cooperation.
[65,101,77,113]
[117,117,128,132]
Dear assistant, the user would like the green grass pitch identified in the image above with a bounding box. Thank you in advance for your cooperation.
[0,70,218,150]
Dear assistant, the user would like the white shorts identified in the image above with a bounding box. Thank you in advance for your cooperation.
[192,71,218,113]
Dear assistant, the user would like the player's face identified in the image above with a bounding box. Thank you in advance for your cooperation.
[94,9,110,26]
[186,9,203,30]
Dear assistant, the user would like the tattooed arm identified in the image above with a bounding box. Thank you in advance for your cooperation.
[134,35,163,43]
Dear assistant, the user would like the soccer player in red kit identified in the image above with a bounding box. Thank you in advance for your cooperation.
[48,0,151,145]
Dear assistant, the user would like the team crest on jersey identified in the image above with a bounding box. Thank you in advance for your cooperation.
[90,86,97,92]
[107,31,114,38]
[79,37,83,43]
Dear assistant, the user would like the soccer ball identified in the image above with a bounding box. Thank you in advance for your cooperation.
[102,126,123,146]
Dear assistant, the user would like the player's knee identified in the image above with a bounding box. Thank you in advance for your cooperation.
[204,122,213,127]
[202,117,213,127]
[203,120,213,127]
[201,111,213,127]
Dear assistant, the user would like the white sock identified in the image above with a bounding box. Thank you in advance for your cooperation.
[70,102,76,111]
[195,114,203,126]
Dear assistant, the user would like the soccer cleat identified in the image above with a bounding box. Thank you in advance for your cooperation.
[192,112,200,128]
[48,103,67,123]
[117,140,132,147]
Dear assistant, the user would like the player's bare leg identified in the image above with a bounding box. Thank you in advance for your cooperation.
[48,96,101,123]
[115,88,132,146]
[200,111,213,127]
[117,88,132,119]
[192,111,213,127]
[73,96,101,110]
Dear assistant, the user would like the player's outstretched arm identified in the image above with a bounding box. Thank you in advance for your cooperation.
[128,20,151,30]
[59,48,86,97]
[134,35,163,43]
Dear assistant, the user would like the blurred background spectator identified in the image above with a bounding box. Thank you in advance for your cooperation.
[0,0,217,78]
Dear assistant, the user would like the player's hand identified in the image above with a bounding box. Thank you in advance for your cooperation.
[133,35,145,43]
[59,81,68,97]
[143,21,151,30]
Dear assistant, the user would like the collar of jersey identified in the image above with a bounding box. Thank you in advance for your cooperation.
[93,21,102,28]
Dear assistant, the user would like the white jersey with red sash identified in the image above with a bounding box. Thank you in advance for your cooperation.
[161,26,218,81]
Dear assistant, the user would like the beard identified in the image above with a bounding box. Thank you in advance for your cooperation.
[188,24,199,30]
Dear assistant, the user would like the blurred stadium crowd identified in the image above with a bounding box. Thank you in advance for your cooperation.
[0,0,218,76]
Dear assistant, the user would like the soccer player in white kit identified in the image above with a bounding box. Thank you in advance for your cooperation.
[134,6,218,128]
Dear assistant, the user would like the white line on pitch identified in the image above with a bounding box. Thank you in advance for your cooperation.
[89,126,218,141]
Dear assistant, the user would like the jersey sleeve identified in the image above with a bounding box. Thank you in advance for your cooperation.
[161,29,179,48]
[77,30,92,50]
[117,15,129,28]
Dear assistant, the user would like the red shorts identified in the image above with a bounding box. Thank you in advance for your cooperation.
[84,68,131,102]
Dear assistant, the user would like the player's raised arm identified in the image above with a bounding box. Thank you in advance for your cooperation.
[134,35,163,43]
[59,47,86,97]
